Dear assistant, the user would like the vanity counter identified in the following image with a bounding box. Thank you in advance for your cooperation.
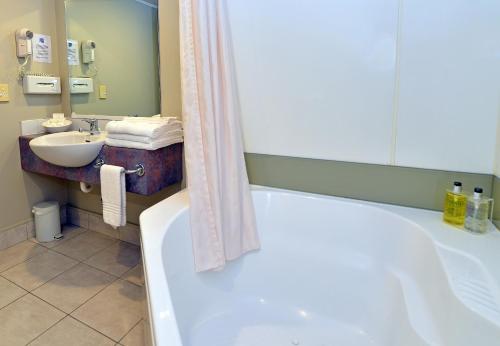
[19,135,183,195]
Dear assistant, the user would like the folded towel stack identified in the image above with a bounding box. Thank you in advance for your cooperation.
[105,116,183,150]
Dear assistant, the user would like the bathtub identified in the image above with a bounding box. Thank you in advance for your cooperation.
[140,186,500,346]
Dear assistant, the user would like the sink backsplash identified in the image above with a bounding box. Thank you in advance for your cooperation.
[20,115,128,136]
[70,114,126,132]
[20,119,46,136]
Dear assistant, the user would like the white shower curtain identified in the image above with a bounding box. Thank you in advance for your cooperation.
[179,0,260,272]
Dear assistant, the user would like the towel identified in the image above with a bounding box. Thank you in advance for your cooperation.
[105,136,183,150]
[100,164,126,228]
[123,115,173,122]
[107,129,184,144]
[106,118,182,138]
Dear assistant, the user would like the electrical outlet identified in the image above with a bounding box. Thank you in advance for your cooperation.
[99,84,107,99]
[0,84,9,102]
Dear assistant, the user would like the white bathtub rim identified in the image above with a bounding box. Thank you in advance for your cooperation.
[140,185,500,346]
[140,189,188,346]
[248,185,500,276]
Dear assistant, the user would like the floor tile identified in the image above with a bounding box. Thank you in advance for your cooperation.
[0,276,27,309]
[85,242,141,277]
[121,264,145,287]
[0,294,65,345]
[72,279,144,342]
[52,231,117,261]
[32,263,117,313]
[120,320,145,346]
[2,250,78,291]
[31,224,87,249]
[0,241,47,273]
[29,316,115,346]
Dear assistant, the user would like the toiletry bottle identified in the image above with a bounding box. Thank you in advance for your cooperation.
[465,187,491,234]
[443,181,467,226]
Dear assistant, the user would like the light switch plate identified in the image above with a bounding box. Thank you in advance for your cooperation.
[99,84,107,99]
[0,84,9,102]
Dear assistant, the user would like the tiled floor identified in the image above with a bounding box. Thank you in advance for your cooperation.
[0,225,146,346]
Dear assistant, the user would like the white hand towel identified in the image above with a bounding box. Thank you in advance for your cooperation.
[106,119,182,138]
[100,164,126,228]
[107,129,184,144]
[105,136,183,150]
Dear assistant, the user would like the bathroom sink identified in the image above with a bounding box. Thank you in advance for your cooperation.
[29,131,107,167]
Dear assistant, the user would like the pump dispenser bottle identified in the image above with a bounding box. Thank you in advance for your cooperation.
[465,187,491,233]
[443,181,467,226]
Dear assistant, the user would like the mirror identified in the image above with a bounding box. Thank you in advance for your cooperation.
[64,0,160,117]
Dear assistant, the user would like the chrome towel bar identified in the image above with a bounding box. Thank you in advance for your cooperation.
[94,158,146,177]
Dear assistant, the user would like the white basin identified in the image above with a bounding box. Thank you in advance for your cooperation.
[29,131,107,167]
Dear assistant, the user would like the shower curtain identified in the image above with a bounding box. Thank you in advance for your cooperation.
[179,0,260,272]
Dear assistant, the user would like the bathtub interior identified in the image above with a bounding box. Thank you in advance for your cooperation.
[162,191,500,346]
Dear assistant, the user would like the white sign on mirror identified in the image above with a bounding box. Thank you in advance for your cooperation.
[67,39,80,66]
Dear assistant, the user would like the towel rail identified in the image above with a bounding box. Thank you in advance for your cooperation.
[94,158,146,177]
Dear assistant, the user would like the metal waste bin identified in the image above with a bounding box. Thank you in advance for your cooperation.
[32,201,62,242]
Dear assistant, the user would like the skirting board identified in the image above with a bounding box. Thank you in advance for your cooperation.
[67,206,141,246]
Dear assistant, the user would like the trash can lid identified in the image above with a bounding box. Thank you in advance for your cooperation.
[32,201,59,212]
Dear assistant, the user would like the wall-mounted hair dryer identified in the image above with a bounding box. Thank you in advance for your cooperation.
[15,28,34,57]
[82,40,96,63]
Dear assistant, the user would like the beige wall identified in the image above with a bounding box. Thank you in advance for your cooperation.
[158,0,181,117]
[0,0,68,231]
[66,0,160,117]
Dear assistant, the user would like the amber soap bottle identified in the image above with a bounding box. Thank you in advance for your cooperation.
[443,181,467,226]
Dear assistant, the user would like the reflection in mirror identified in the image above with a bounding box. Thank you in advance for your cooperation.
[64,0,160,117]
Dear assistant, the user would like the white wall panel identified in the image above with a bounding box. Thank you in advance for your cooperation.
[227,0,399,164]
[395,0,500,174]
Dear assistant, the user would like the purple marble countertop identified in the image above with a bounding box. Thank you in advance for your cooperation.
[19,135,183,196]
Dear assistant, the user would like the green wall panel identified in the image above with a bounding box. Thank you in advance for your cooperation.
[245,153,494,212]
[493,176,500,228]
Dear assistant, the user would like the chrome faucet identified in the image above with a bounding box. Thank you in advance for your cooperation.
[81,119,100,134]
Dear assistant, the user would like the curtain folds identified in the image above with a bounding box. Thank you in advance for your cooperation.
[179,0,260,272]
